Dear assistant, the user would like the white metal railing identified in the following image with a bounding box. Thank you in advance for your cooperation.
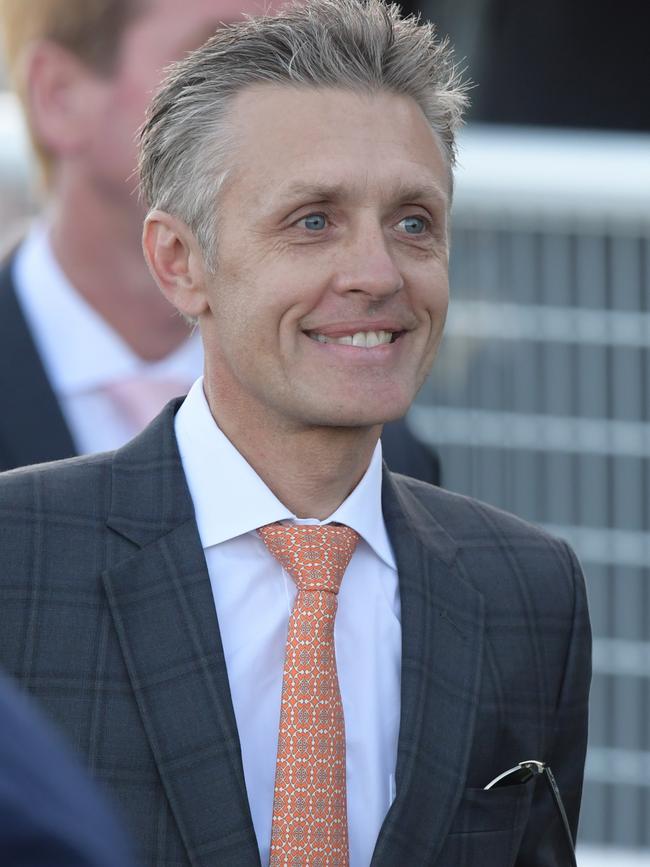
[540,525,650,571]
[591,639,650,678]
[410,406,650,460]
[577,848,650,866]
[446,300,650,349]
[586,748,650,788]
[455,124,650,226]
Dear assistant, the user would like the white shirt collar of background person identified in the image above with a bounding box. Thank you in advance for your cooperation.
[174,376,400,867]
[12,221,202,454]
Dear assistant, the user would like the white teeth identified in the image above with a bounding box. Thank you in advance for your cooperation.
[365,331,381,348]
[311,330,393,347]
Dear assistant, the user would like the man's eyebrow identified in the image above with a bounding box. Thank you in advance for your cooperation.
[392,181,449,208]
[277,179,449,208]
[277,182,349,203]
[390,183,451,236]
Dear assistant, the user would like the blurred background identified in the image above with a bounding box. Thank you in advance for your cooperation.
[1,1,649,863]
[407,1,650,864]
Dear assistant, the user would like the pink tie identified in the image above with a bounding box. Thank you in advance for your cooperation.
[104,377,189,432]
[258,522,359,867]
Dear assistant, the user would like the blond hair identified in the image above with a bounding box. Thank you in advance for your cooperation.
[0,0,146,181]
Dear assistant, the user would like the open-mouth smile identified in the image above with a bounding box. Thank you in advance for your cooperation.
[306,329,404,348]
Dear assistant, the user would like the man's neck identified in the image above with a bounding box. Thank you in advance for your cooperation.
[244,430,380,521]
[205,387,381,521]
[47,182,191,362]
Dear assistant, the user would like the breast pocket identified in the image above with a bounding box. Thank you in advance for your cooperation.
[448,783,532,835]
[432,784,533,867]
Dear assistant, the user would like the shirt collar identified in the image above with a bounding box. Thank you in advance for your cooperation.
[12,222,202,395]
[175,378,396,570]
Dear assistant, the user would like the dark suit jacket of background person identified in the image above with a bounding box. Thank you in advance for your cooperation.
[0,399,590,866]
[0,256,441,482]
[0,670,135,867]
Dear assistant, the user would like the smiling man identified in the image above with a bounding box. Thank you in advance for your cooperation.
[146,83,450,520]
[0,2,590,866]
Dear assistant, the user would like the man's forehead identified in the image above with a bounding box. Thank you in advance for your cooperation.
[225,85,452,205]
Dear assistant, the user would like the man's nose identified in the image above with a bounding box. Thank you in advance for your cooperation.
[330,224,404,300]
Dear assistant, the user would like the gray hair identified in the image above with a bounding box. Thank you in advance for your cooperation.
[138,0,469,268]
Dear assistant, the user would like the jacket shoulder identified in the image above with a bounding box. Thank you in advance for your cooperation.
[0,451,115,523]
[389,471,573,556]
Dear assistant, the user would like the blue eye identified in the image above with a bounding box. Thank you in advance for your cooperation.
[299,213,327,231]
[399,216,428,234]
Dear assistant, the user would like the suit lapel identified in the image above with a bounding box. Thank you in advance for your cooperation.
[0,259,76,469]
[372,470,485,866]
[102,405,260,867]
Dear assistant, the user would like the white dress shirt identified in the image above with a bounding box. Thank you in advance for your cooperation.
[12,222,203,455]
[175,378,401,867]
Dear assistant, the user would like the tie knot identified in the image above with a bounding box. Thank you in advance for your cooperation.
[258,523,359,594]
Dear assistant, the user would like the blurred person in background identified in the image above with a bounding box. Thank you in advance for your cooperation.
[0,669,135,867]
[0,0,440,482]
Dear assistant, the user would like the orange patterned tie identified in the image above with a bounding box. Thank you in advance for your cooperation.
[258,523,360,867]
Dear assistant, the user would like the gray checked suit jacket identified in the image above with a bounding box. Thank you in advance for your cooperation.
[0,401,591,866]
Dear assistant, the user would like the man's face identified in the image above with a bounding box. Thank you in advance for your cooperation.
[84,0,286,209]
[198,85,450,432]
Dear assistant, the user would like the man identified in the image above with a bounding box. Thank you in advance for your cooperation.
[0,670,136,866]
[0,0,438,483]
[0,2,590,866]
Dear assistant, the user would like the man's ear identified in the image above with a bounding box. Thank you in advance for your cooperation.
[24,40,103,157]
[142,210,210,318]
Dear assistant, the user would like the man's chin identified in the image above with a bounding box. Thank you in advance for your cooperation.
[304,403,412,430]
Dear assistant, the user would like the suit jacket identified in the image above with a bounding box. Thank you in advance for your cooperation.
[0,401,590,866]
[0,670,135,867]
[0,254,76,469]
[0,255,440,483]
